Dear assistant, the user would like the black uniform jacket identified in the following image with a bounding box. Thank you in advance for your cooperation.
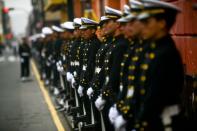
[118,34,184,131]
[79,36,101,88]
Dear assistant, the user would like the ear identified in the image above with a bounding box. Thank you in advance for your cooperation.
[159,19,166,29]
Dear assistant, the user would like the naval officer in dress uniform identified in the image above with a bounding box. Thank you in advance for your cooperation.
[112,0,185,131]
[51,25,64,92]
[94,6,124,131]
[41,27,54,86]
[76,17,101,125]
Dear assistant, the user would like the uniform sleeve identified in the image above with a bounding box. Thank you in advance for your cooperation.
[86,41,100,83]
[101,44,127,102]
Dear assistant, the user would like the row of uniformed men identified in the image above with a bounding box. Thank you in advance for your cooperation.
[34,0,189,130]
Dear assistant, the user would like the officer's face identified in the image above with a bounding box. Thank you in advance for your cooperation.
[114,23,122,36]
[132,20,144,38]
[74,29,81,38]
[140,17,165,40]
[53,32,58,38]
[83,29,95,39]
[101,22,108,36]
[103,20,118,36]
[63,31,72,39]
[125,20,144,39]
[124,20,135,38]
[47,35,53,41]
[59,32,64,39]
[119,23,127,36]
[52,33,57,40]
[96,28,104,42]
[68,32,74,39]
[80,30,85,38]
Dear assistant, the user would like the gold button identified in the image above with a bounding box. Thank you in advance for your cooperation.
[129,65,135,70]
[122,106,126,110]
[121,63,124,66]
[123,110,128,114]
[124,54,129,57]
[128,75,135,80]
[135,124,140,128]
[149,53,155,59]
[151,43,156,48]
[140,89,146,95]
[126,106,130,110]
[141,64,149,70]
[140,76,146,81]
[128,85,134,89]
[132,56,139,61]
[139,47,143,52]
[142,121,148,127]
[135,48,139,53]
[120,72,123,76]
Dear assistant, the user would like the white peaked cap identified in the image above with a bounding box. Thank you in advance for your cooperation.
[105,6,123,17]
[52,25,64,32]
[74,18,82,25]
[60,21,75,30]
[42,27,53,35]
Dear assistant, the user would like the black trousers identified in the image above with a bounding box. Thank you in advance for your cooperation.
[20,57,30,77]
[45,64,51,80]
[52,64,60,87]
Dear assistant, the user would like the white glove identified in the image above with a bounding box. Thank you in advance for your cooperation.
[108,104,119,124]
[46,61,51,66]
[56,62,59,67]
[95,96,106,111]
[42,73,46,79]
[58,60,62,65]
[78,85,84,97]
[57,65,61,72]
[114,115,127,131]
[53,87,60,95]
[66,72,73,82]
[73,71,77,77]
[41,51,45,57]
[87,87,94,98]
[59,66,64,72]
[56,61,61,68]
[71,78,76,88]
[59,98,65,105]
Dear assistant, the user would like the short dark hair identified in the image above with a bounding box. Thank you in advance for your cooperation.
[153,10,177,30]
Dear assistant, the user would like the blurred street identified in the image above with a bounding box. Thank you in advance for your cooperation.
[0,49,57,131]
